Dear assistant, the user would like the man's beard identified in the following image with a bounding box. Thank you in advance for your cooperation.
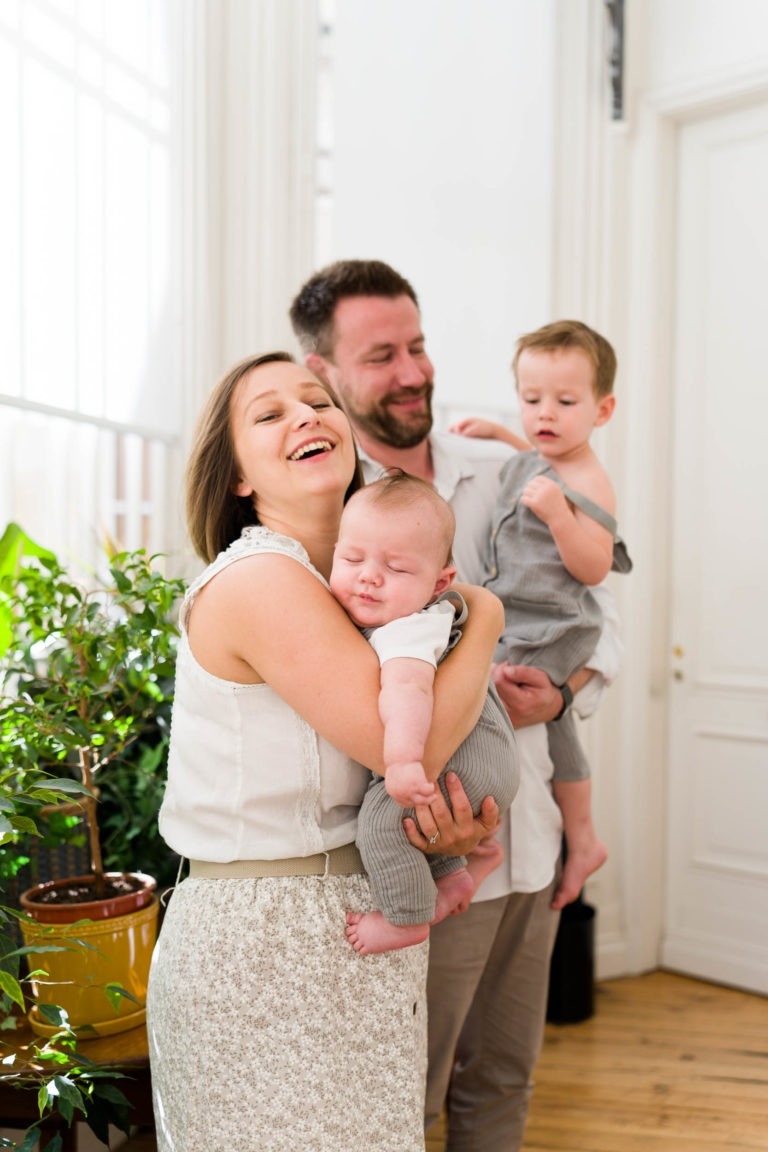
[343,386,434,449]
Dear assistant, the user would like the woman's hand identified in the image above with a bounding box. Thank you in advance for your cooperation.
[402,771,500,857]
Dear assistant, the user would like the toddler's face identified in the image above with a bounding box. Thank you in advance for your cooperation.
[517,347,613,460]
[330,499,453,629]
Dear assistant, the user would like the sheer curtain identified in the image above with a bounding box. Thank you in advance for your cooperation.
[0,0,321,573]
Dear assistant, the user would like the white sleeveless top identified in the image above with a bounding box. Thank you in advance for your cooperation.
[159,526,371,863]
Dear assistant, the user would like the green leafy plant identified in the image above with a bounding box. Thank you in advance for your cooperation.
[0,526,185,1147]
[0,527,185,897]
[0,1022,131,1152]
[0,523,57,657]
[1,769,131,1151]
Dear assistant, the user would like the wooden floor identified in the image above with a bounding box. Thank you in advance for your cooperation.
[426,969,768,1152]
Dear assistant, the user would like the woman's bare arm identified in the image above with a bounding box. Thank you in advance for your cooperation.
[187,557,503,779]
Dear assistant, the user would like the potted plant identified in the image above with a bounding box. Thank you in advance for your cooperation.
[0,524,185,1036]
[0,764,135,1142]
[1,767,135,1151]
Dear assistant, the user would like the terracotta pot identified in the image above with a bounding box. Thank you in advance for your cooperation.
[20,871,156,923]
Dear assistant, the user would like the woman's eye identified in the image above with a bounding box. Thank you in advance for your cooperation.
[255,412,279,423]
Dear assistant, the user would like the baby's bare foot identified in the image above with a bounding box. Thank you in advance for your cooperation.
[345,911,429,955]
[433,869,476,922]
[466,838,504,896]
[551,840,608,910]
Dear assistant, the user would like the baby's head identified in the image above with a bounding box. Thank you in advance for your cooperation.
[512,320,617,454]
[330,470,456,630]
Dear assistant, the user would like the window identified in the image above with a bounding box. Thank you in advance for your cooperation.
[0,0,184,567]
[314,0,335,268]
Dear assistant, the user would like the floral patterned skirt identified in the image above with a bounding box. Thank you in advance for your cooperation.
[147,872,428,1151]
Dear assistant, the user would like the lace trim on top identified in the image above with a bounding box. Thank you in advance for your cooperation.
[182,526,328,630]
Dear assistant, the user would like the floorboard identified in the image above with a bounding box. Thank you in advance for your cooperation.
[426,969,768,1152]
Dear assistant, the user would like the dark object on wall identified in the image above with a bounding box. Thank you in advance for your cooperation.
[547,891,596,1024]
[605,0,625,121]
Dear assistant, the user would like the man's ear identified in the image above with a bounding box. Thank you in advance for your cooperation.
[306,352,332,386]
[434,565,457,597]
[594,394,616,428]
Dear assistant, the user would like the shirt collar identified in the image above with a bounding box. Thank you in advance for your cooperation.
[357,431,478,503]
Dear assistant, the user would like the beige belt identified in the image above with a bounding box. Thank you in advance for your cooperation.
[188,843,364,880]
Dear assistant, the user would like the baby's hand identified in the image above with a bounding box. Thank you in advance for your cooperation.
[449,417,499,440]
[385,762,436,808]
[520,474,568,525]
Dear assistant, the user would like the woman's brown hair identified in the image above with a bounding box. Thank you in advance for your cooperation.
[185,351,365,562]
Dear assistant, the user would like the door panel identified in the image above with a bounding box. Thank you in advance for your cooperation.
[663,101,768,993]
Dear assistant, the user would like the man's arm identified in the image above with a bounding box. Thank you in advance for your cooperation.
[492,582,623,728]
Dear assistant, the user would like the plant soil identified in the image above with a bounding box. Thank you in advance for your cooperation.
[33,874,146,906]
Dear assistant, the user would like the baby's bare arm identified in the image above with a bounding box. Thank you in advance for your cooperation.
[379,658,437,806]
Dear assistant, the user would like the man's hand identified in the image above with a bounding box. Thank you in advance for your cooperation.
[492,662,562,728]
[403,771,500,857]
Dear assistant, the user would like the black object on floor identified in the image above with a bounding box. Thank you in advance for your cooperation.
[546,891,596,1024]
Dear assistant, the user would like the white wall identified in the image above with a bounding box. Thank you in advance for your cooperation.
[589,0,768,979]
[329,0,556,420]
[641,0,768,94]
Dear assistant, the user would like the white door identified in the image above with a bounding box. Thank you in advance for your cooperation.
[662,100,768,994]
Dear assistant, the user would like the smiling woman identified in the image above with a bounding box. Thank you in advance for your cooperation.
[182,353,362,565]
[145,350,504,1151]
[230,360,359,530]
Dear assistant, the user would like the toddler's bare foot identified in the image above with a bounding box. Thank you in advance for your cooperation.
[551,840,608,910]
[345,911,429,955]
[433,869,476,922]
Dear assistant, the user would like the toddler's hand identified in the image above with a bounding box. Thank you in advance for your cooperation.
[385,761,436,808]
[520,474,568,524]
[449,417,498,440]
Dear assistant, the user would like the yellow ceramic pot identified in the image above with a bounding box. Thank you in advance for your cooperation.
[21,896,159,1036]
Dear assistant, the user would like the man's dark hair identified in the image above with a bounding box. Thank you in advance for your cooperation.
[289,259,419,358]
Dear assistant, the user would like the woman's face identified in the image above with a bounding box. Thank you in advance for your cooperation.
[230,360,356,520]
